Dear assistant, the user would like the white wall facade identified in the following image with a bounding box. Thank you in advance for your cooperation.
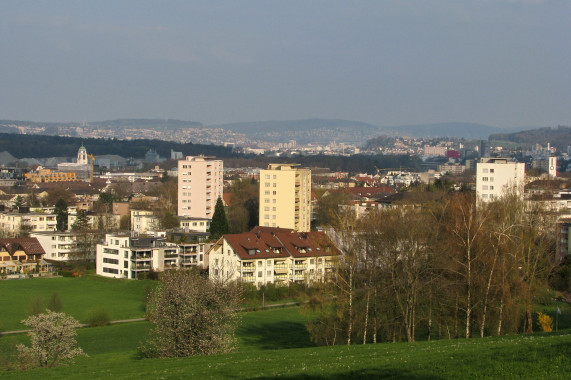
[259,164,311,232]
[476,158,525,203]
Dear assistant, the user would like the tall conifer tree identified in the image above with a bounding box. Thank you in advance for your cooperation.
[209,197,229,240]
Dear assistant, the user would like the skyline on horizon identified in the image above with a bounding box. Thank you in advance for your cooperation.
[2,1,571,129]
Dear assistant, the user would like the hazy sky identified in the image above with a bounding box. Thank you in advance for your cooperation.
[2,1,570,128]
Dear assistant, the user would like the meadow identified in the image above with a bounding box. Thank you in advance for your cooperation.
[0,276,151,331]
[1,276,571,379]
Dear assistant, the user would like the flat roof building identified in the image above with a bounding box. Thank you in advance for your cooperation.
[259,164,311,232]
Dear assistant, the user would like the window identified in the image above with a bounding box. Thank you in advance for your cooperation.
[267,260,272,266]
[258,261,263,266]
[265,198,270,203]
[272,215,276,219]
[273,191,277,195]
[483,168,488,173]
[490,177,494,182]
[272,199,276,203]
[273,175,277,179]
[490,169,495,173]
[264,214,270,219]
[265,174,270,179]
[482,177,489,181]
[264,206,270,211]
[489,186,494,190]
[265,182,270,187]
[272,207,276,211]
[482,185,488,190]
[273,183,277,187]
[310,259,314,264]
[258,271,262,278]
[267,271,272,276]
[265,190,270,195]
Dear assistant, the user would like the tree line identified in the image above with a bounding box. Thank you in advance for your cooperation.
[308,192,556,345]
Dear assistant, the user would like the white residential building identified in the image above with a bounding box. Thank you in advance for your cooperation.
[0,211,57,235]
[131,210,160,234]
[208,226,338,287]
[179,217,211,233]
[476,158,526,203]
[179,242,212,269]
[259,164,311,232]
[96,233,178,279]
[31,231,101,261]
[178,156,223,219]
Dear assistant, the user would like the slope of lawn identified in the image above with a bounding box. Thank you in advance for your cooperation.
[0,275,152,331]
[2,306,571,379]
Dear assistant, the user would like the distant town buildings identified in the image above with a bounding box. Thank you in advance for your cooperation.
[259,164,311,232]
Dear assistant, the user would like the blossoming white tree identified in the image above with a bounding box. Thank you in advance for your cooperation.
[17,310,86,368]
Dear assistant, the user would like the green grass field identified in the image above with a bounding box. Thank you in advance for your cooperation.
[2,311,571,379]
[0,275,152,331]
[1,276,571,378]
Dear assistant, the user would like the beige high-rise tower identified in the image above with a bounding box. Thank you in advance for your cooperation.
[259,164,311,232]
[177,156,223,219]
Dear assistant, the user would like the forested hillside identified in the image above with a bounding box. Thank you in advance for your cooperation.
[489,126,571,150]
[0,133,233,159]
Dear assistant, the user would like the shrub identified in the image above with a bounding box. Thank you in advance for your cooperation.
[28,295,44,316]
[86,306,110,327]
[537,312,553,332]
[47,292,63,312]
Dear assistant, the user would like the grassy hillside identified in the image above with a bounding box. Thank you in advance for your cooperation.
[1,309,570,379]
[2,277,571,378]
[0,276,151,331]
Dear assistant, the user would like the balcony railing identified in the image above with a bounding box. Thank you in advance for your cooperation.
[274,264,289,269]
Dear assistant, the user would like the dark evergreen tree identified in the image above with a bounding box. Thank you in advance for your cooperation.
[71,209,89,231]
[209,197,229,240]
[54,198,68,232]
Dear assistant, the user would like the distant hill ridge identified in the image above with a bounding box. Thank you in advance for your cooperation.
[489,125,571,150]
[0,118,543,143]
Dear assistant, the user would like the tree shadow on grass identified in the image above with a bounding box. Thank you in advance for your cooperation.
[237,321,314,350]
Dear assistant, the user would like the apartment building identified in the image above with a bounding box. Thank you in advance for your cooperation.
[179,217,211,233]
[130,209,160,234]
[208,226,338,286]
[0,211,57,235]
[68,211,120,231]
[31,231,101,261]
[178,242,212,269]
[96,233,178,279]
[178,156,223,219]
[259,164,311,232]
[476,158,525,203]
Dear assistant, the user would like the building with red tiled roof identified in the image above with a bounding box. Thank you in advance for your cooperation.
[208,226,339,286]
[0,237,50,274]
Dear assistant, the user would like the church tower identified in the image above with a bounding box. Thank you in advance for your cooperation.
[77,145,88,164]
